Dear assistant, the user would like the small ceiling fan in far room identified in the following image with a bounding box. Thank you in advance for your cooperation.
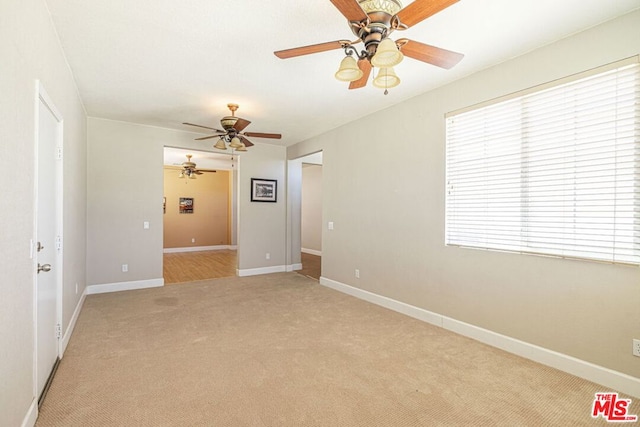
[168,154,213,180]
[183,103,282,151]
[274,0,464,94]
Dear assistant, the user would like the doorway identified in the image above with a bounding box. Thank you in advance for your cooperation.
[162,147,238,283]
[35,83,63,405]
[293,151,323,280]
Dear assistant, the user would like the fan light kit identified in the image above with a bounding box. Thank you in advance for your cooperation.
[178,154,204,180]
[183,103,282,151]
[275,0,464,94]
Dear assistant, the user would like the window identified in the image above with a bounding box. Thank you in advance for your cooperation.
[445,58,640,264]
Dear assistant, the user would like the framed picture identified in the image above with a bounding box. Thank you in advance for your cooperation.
[179,197,194,213]
[251,178,277,203]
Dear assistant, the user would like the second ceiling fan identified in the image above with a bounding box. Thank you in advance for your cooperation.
[183,103,282,151]
[274,0,464,93]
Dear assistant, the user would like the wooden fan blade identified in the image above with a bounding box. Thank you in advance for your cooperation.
[397,39,463,69]
[194,135,223,141]
[330,0,368,22]
[233,118,251,132]
[396,0,459,28]
[194,170,204,175]
[182,122,225,133]
[239,136,254,147]
[274,40,347,59]
[349,59,372,90]
[243,132,282,139]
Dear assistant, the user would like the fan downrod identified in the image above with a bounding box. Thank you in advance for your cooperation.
[227,103,239,117]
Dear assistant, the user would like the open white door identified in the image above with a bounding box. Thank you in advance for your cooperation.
[35,84,62,403]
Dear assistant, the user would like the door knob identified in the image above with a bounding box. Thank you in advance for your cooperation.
[37,263,52,274]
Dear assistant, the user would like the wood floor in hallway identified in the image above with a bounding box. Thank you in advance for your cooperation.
[163,250,237,284]
[297,252,321,280]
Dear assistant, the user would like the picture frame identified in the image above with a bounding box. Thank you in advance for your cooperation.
[179,197,194,213]
[251,178,277,203]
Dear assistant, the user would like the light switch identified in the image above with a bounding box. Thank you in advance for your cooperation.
[143,221,149,229]
[328,221,334,230]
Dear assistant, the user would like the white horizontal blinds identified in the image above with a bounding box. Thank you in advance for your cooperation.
[521,64,639,262]
[446,61,640,264]
[446,98,525,251]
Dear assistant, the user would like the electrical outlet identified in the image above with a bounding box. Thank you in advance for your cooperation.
[633,339,640,357]
[122,264,128,273]
[355,269,360,279]
[266,253,270,260]
[191,238,196,243]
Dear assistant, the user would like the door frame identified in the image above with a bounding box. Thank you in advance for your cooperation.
[33,80,64,399]
[286,150,324,273]
[161,146,240,277]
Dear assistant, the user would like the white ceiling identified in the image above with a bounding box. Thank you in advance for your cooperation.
[45,0,639,148]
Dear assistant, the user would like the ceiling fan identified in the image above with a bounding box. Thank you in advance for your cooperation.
[183,103,282,151]
[274,0,464,93]
[171,154,212,179]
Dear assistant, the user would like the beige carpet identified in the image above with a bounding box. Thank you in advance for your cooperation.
[37,273,638,426]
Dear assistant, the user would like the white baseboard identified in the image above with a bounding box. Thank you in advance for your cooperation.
[86,278,164,295]
[60,290,86,356]
[286,263,303,272]
[21,398,37,427]
[301,248,322,256]
[237,265,286,277]
[319,276,640,399]
[163,245,234,253]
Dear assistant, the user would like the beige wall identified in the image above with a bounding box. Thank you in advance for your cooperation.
[237,144,288,272]
[288,10,640,379]
[0,0,88,424]
[301,164,322,253]
[163,168,230,248]
[87,119,165,285]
